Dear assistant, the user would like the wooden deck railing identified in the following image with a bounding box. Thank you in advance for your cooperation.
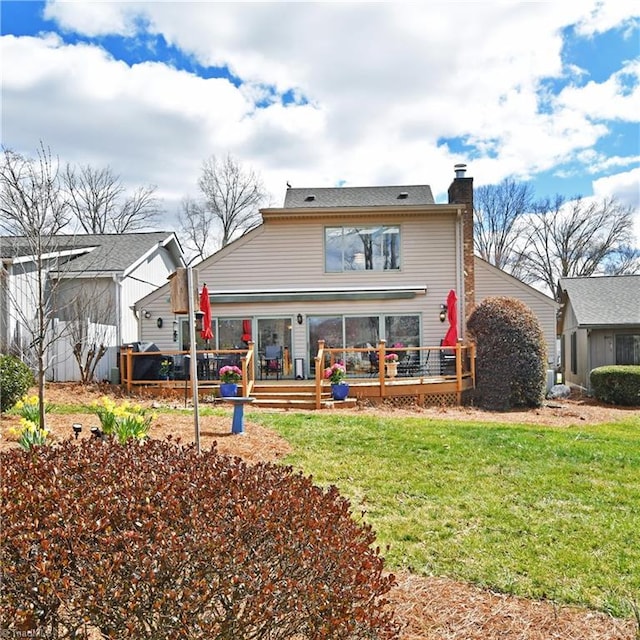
[314,339,475,405]
[119,342,256,394]
[119,339,475,406]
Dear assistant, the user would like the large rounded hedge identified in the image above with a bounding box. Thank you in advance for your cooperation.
[590,365,640,406]
[1,438,399,639]
[0,354,35,413]
[467,296,547,411]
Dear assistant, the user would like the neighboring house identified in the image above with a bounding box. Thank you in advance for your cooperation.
[475,257,558,369]
[136,165,555,381]
[557,275,640,392]
[0,232,184,382]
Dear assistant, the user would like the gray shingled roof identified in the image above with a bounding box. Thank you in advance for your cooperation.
[1,232,175,273]
[559,275,640,327]
[283,185,435,208]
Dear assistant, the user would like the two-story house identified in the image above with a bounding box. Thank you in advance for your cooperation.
[136,166,557,384]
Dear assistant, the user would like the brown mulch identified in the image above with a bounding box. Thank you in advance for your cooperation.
[1,383,638,640]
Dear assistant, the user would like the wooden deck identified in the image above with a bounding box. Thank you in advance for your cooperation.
[119,341,476,410]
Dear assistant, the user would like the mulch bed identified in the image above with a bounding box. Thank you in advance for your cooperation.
[1,383,638,639]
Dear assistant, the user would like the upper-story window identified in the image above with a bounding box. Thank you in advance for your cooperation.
[325,225,400,272]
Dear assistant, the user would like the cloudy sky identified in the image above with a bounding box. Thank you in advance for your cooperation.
[2,1,639,240]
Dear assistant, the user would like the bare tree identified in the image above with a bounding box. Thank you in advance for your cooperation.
[197,154,267,248]
[0,144,71,427]
[474,178,534,276]
[177,196,218,263]
[603,244,640,276]
[517,195,639,295]
[63,288,115,383]
[63,164,161,233]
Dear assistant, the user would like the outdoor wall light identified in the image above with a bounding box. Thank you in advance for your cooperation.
[173,320,178,342]
[297,313,303,325]
[144,310,151,319]
[195,310,204,332]
[439,304,448,323]
[72,423,82,439]
[156,317,163,329]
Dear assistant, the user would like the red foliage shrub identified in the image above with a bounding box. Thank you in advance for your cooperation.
[467,296,547,411]
[1,438,399,639]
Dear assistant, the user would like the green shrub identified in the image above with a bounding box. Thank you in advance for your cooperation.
[467,296,547,411]
[0,354,35,413]
[1,439,399,639]
[590,365,640,406]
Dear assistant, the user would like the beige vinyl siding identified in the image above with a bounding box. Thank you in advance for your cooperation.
[199,215,457,293]
[559,299,580,387]
[475,258,558,367]
[138,212,462,355]
[121,251,178,344]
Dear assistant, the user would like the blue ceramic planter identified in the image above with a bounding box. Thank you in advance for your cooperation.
[331,382,349,401]
[220,382,238,397]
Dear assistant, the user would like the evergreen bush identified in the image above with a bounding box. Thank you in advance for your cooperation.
[467,296,547,411]
[1,439,399,639]
[590,365,640,406]
[0,354,35,413]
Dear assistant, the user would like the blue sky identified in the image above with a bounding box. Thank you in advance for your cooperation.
[1,1,639,242]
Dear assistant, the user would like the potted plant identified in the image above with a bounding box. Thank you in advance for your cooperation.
[324,362,349,400]
[219,365,242,397]
[159,358,172,380]
[385,353,399,378]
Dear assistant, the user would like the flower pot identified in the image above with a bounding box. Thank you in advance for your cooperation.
[331,382,349,401]
[220,382,238,398]
[386,361,398,378]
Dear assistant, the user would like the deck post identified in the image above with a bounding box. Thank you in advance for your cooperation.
[123,347,133,394]
[455,341,463,404]
[470,342,476,387]
[315,340,325,409]
[378,339,387,396]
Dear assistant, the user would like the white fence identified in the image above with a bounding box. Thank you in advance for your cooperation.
[46,320,118,383]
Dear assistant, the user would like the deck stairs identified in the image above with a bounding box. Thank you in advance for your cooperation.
[249,382,357,410]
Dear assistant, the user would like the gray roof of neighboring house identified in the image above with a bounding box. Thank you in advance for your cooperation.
[0,232,180,273]
[283,185,435,208]
[558,275,640,327]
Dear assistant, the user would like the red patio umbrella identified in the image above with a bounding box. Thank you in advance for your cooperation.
[241,319,252,344]
[199,284,213,343]
[442,289,458,347]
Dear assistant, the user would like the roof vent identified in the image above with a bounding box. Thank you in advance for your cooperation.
[398,191,409,199]
[454,163,467,178]
[305,194,316,201]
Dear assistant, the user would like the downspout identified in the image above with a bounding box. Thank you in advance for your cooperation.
[455,208,464,339]
[113,274,122,348]
[586,328,592,395]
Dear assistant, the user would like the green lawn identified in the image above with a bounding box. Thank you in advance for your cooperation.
[248,411,640,619]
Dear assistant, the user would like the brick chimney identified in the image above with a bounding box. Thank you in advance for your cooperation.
[447,163,474,318]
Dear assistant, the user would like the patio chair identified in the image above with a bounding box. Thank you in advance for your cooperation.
[261,345,284,380]
[440,340,456,375]
[368,350,379,377]
[404,350,431,377]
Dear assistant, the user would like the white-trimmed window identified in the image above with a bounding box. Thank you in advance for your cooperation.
[325,225,400,272]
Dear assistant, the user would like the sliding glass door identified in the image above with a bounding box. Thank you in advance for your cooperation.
[257,317,293,377]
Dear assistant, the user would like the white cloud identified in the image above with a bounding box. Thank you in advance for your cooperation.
[2,1,638,238]
[592,168,640,242]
